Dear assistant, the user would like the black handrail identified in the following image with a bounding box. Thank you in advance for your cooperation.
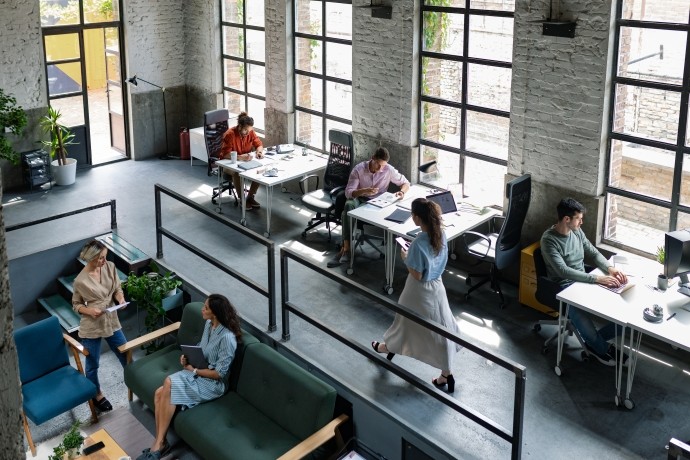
[5,200,117,232]
[668,438,690,459]
[280,246,525,459]
[153,184,277,331]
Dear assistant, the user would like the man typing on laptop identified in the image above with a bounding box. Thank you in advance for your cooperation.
[327,147,410,268]
[541,198,628,366]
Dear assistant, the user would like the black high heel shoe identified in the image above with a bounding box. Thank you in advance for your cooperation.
[371,341,395,361]
[432,374,455,393]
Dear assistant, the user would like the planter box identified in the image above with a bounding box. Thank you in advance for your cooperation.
[162,288,183,312]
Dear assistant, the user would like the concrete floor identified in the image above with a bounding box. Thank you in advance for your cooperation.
[4,158,690,459]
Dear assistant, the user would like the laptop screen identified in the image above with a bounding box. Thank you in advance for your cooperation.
[426,191,457,214]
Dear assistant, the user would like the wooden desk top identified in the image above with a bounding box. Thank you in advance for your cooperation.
[75,429,128,460]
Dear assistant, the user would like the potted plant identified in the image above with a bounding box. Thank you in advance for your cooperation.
[0,88,28,165]
[40,106,77,185]
[124,263,182,352]
[48,422,84,460]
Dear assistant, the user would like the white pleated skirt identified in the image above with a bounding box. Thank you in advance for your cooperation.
[383,274,461,370]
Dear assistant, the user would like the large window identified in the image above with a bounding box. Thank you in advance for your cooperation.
[294,0,352,153]
[605,2,690,254]
[419,0,514,207]
[221,0,266,132]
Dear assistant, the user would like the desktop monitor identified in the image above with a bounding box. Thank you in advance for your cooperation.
[664,229,690,285]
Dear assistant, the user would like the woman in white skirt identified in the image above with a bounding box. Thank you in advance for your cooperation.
[371,198,461,392]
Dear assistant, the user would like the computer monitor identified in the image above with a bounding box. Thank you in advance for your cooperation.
[664,229,690,286]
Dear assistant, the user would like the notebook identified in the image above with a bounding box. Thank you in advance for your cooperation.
[599,282,635,295]
[238,159,263,170]
[426,190,458,214]
[384,208,411,223]
[368,192,400,208]
[180,345,209,369]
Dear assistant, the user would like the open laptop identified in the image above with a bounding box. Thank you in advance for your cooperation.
[426,190,458,214]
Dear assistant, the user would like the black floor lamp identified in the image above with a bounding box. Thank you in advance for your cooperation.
[125,75,172,159]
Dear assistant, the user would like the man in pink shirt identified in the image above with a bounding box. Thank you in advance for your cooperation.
[328,147,410,267]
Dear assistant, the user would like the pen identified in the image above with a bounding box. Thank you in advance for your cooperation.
[666,312,677,321]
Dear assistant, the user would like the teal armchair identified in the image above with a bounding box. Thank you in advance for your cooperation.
[14,316,98,456]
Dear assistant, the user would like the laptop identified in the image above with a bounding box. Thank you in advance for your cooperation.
[599,281,635,295]
[426,191,457,214]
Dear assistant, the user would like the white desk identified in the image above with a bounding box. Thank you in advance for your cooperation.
[216,153,327,237]
[347,185,498,294]
[555,258,690,409]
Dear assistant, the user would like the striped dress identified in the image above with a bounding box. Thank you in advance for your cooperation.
[169,320,237,408]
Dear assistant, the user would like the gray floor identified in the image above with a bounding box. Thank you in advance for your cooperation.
[5,158,690,459]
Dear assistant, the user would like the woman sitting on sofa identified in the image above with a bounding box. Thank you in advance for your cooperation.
[136,294,242,460]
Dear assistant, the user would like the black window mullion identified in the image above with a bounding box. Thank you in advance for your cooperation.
[322,2,328,151]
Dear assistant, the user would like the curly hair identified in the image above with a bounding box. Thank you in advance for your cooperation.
[206,294,242,342]
[411,198,443,255]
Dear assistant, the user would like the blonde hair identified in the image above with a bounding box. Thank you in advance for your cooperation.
[80,240,107,262]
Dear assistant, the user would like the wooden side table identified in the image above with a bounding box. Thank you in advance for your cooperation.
[75,429,127,460]
[519,241,558,317]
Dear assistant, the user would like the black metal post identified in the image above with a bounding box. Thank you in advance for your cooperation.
[110,199,117,229]
[155,187,163,258]
[281,252,290,340]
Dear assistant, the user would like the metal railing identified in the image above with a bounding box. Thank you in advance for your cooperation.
[5,199,117,233]
[280,246,526,459]
[668,438,690,460]
[153,184,277,331]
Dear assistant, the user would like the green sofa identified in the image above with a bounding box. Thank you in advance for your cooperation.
[120,302,347,460]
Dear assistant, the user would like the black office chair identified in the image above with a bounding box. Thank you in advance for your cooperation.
[532,245,590,358]
[461,174,531,309]
[299,129,354,241]
[204,109,238,206]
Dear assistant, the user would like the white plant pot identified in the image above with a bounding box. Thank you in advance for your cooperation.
[52,158,77,186]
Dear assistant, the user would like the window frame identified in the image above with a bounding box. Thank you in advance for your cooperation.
[220,0,267,134]
[604,3,690,253]
[293,0,352,154]
[418,1,513,199]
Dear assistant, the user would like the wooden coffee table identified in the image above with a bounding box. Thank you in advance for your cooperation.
[75,429,127,459]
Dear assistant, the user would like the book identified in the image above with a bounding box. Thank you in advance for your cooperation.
[180,345,209,369]
[384,208,411,223]
[368,192,400,208]
[106,302,129,313]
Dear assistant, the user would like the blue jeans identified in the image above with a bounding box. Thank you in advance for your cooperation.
[82,329,128,393]
[568,306,620,356]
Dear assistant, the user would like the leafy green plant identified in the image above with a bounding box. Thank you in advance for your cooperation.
[0,88,28,165]
[656,246,665,264]
[40,106,76,166]
[48,422,84,460]
[124,263,181,352]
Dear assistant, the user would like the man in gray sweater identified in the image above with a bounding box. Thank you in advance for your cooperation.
[541,198,628,366]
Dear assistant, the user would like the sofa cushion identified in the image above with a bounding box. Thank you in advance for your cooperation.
[175,392,300,460]
[236,344,337,441]
[176,302,206,346]
[124,344,179,409]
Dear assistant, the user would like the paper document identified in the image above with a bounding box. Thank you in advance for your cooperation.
[106,302,129,312]
[368,192,400,208]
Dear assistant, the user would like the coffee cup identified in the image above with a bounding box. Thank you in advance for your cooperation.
[657,274,668,291]
[230,151,237,164]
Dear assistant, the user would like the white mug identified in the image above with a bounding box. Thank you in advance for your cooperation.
[230,151,237,164]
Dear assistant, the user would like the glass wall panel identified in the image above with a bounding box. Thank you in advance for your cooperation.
[246,29,265,62]
[468,15,513,62]
[326,43,352,80]
[617,27,685,84]
[222,0,242,23]
[296,111,323,147]
[296,0,322,35]
[41,0,79,26]
[422,12,464,55]
[223,26,243,58]
[50,96,85,126]
[247,64,265,96]
[246,0,265,27]
[326,2,352,40]
[296,75,323,112]
[464,157,506,207]
[296,38,322,74]
[420,101,461,148]
[326,81,352,120]
[422,58,462,102]
[622,0,689,23]
[608,139,674,201]
[48,63,83,96]
[613,83,680,144]
[224,60,245,92]
[247,98,265,131]
[604,193,669,254]
[467,64,510,112]
[45,34,80,61]
[465,111,509,160]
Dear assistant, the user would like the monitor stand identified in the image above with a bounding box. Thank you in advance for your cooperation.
[677,274,690,296]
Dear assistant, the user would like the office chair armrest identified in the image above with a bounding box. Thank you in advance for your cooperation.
[328,185,346,202]
[298,174,320,195]
[460,231,492,257]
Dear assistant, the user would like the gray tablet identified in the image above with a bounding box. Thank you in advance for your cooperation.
[180,345,209,369]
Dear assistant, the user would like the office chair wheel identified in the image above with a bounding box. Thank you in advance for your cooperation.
[533,324,542,332]
[581,351,590,362]
[450,253,457,260]
[541,346,549,355]
[554,365,562,377]
[240,218,247,226]
[264,231,270,238]
[384,285,393,295]
[346,268,354,275]
[215,206,222,214]
[624,398,635,410]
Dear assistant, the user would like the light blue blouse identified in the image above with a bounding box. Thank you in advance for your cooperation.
[405,231,448,281]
